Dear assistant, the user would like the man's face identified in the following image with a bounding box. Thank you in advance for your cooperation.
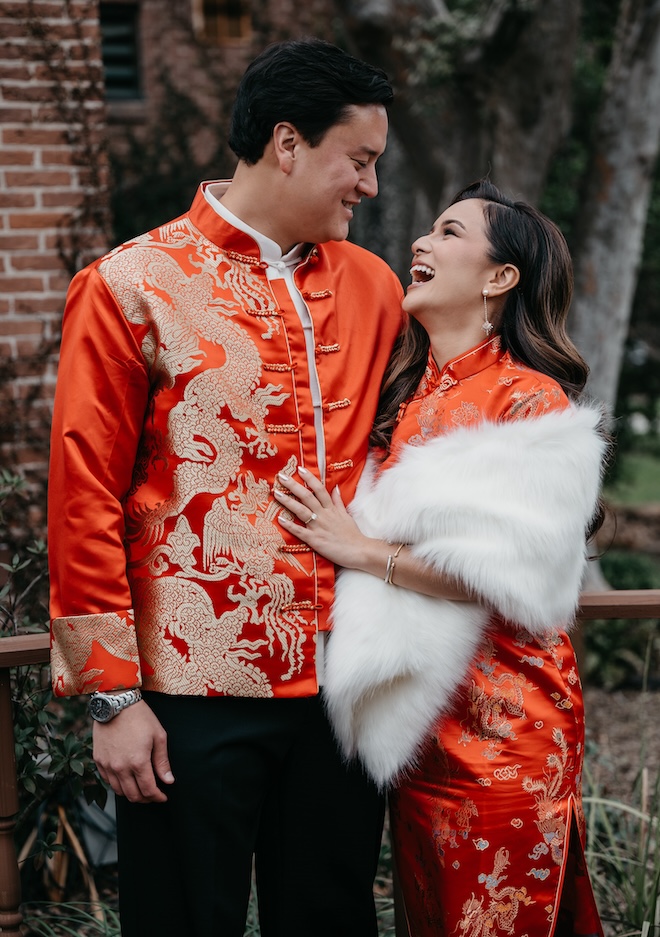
[281,104,388,247]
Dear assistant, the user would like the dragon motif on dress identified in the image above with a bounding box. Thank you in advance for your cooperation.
[460,642,537,758]
[458,848,534,936]
[522,727,571,868]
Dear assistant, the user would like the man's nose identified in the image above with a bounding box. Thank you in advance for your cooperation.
[357,165,378,198]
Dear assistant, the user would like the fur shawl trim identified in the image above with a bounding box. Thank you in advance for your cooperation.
[324,404,606,787]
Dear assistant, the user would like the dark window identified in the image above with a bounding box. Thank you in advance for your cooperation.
[201,0,251,43]
[100,3,141,100]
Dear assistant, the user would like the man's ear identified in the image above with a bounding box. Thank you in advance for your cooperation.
[272,121,299,174]
[487,263,520,297]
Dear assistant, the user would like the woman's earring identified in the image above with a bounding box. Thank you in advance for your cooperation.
[482,289,494,336]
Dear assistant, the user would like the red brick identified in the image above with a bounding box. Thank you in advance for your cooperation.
[0,276,45,293]
[46,232,100,251]
[20,20,98,42]
[41,191,84,208]
[0,235,39,250]
[15,298,63,314]
[48,274,70,292]
[2,84,61,104]
[0,1,42,14]
[0,192,35,208]
[10,212,67,228]
[33,105,64,122]
[0,150,35,166]
[12,357,49,378]
[5,170,73,187]
[15,0,72,14]
[40,148,74,166]
[0,64,31,81]
[0,299,10,314]
[0,319,45,337]
[17,339,47,355]
[11,444,48,463]
[0,22,29,40]
[0,41,23,60]
[10,254,64,271]
[0,105,35,123]
[2,128,68,146]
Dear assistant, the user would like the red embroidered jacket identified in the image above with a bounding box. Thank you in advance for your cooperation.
[48,183,403,699]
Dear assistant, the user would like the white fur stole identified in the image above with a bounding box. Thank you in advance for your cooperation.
[324,405,606,787]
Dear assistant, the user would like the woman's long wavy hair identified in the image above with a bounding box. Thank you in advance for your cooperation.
[370,179,608,538]
[372,179,590,451]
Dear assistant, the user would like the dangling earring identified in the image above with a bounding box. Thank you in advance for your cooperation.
[482,289,494,336]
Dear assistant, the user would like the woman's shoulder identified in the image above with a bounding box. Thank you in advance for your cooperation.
[496,352,569,421]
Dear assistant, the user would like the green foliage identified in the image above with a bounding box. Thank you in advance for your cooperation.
[109,73,236,246]
[542,0,660,475]
[606,451,660,505]
[12,666,104,826]
[540,0,618,243]
[584,550,660,689]
[395,1,492,89]
[20,902,121,936]
[0,471,105,888]
[585,742,660,933]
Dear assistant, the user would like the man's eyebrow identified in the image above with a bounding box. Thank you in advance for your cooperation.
[354,146,381,157]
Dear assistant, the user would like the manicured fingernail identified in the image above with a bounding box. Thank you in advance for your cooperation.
[278,472,290,481]
[298,466,309,474]
[274,488,287,497]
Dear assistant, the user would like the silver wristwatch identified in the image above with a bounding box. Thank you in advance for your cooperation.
[88,688,142,723]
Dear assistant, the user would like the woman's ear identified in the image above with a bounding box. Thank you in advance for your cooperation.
[487,263,520,297]
[272,121,298,174]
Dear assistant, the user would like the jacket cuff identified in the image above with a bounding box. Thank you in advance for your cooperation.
[50,609,141,696]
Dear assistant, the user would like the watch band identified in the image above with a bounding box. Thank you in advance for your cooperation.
[89,688,142,723]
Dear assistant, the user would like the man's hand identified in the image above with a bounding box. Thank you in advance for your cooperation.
[93,700,174,803]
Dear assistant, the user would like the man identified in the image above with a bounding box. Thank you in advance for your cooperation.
[48,38,403,937]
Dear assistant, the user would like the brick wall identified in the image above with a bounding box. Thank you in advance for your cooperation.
[0,0,110,509]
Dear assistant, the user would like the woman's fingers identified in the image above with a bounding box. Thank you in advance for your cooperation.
[273,485,314,524]
[297,466,333,504]
[277,467,333,508]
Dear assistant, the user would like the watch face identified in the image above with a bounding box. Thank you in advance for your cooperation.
[89,695,114,723]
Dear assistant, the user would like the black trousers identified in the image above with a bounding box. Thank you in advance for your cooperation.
[115,692,385,937]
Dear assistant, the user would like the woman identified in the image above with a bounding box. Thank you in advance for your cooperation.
[274,180,606,936]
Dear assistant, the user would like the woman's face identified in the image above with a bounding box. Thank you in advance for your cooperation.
[402,198,499,328]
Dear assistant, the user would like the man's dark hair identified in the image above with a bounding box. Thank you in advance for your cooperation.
[228,38,393,165]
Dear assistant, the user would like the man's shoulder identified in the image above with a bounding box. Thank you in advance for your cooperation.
[82,208,194,271]
[70,210,200,295]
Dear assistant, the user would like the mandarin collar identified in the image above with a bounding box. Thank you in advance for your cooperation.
[188,181,311,266]
[424,336,504,390]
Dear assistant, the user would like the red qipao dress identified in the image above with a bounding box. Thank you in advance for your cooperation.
[324,337,605,937]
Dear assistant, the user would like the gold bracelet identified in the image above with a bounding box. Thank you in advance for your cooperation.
[384,542,405,585]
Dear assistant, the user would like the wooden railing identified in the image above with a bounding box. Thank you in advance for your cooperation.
[1,591,660,937]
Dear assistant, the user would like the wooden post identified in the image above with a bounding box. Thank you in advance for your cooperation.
[0,665,22,937]
[0,632,50,936]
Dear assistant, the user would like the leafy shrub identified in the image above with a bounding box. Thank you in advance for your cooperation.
[1,470,105,901]
[584,550,660,689]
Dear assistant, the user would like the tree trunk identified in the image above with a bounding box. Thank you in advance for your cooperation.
[337,0,580,212]
[569,0,660,413]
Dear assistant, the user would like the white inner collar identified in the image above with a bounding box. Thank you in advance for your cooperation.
[203,182,304,265]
